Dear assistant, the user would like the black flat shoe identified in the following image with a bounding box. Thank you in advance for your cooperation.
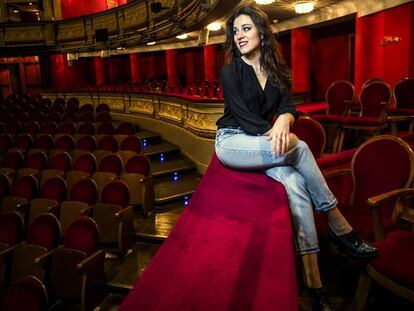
[328,226,378,259]
[306,287,333,311]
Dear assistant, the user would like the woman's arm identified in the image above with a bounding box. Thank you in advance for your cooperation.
[221,66,272,135]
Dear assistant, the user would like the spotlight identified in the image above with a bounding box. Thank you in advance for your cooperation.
[176,33,188,40]
[206,22,221,31]
[147,41,156,46]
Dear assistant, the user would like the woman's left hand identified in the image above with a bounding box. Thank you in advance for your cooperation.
[264,113,294,156]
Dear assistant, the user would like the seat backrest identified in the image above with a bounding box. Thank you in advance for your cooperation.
[70,178,98,205]
[0,134,13,150]
[97,135,118,152]
[79,103,94,114]
[352,135,414,214]
[23,121,40,136]
[78,122,95,135]
[25,152,48,170]
[120,135,142,153]
[326,80,355,115]
[290,116,326,159]
[96,122,114,135]
[53,97,65,107]
[72,152,96,174]
[1,150,24,170]
[49,151,72,172]
[101,179,130,208]
[79,112,95,123]
[394,77,414,109]
[40,176,67,202]
[58,121,77,135]
[11,175,38,200]
[40,121,58,135]
[99,153,123,175]
[64,217,99,255]
[54,134,75,151]
[0,211,24,246]
[34,134,53,150]
[26,213,61,250]
[0,173,10,200]
[359,81,392,118]
[116,122,135,135]
[14,134,33,150]
[95,112,112,123]
[125,154,151,176]
[76,135,96,151]
[2,276,48,311]
[95,103,110,113]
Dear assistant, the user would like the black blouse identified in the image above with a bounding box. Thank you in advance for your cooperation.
[216,57,298,136]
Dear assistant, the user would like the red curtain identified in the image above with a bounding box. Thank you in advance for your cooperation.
[166,50,179,86]
[291,28,311,99]
[203,45,217,83]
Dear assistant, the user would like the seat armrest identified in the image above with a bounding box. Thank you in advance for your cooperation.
[0,245,16,260]
[34,248,56,264]
[323,168,352,179]
[76,250,105,272]
[115,206,133,218]
[367,188,413,207]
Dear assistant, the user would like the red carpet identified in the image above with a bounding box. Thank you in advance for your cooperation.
[120,154,298,311]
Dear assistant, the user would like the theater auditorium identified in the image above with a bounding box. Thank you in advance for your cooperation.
[0,0,413,310]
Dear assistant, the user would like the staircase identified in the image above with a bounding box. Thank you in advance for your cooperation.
[103,127,204,299]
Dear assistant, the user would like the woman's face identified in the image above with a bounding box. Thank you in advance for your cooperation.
[233,14,261,56]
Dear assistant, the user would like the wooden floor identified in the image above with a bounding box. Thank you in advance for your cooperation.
[52,128,413,311]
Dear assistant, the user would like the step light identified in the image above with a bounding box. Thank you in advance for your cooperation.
[184,196,189,206]
[172,172,179,182]
[160,153,165,163]
[143,139,148,148]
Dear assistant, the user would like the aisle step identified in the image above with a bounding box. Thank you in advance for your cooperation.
[150,156,196,177]
[153,171,200,204]
[135,201,186,241]
[142,141,180,158]
[136,130,161,144]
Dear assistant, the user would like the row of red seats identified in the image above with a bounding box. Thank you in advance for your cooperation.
[0,120,136,136]
[0,211,107,310]
[0,133,142,155]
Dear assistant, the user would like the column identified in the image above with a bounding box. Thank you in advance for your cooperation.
[94,56,106,86]
[184,50,195,85]
[203,45,217,82]
[291,28,311,100]
[0,0,6,22]
[166,49,179,86]
[130,53,142,84]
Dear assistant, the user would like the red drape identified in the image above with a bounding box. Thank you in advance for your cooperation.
[94,57,106,86]
[291,28,311,100]
[166,49,179,86]
[203,45,218,83]
[130,53,142,84]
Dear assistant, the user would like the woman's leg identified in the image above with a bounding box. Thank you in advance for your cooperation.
[216,130,336,212]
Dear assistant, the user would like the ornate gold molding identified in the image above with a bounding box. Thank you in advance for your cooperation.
[42,91,224,139]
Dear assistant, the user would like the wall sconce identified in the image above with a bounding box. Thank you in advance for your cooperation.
[380,36,402,46]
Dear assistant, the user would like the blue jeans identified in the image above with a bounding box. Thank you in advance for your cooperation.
[215,127,337,254]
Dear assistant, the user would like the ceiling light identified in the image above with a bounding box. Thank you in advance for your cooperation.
[176,33,188,39]
[147,41,156,46]
[117,47,124,50]
[13,10,19,13]
[207,22,221,31]
[255,0,276,4]
[29,2,33,5]
[294,1,314,14]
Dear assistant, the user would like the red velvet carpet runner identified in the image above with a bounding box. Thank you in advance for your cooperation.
[120,154,298,311]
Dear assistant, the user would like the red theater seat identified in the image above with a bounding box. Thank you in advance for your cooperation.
[120,153,297,311]
[96,122,114,135]
[79,103,94,114]
[95,103,110,113]
[78,122,96,135]
[1,276,48,311]
[95,112,112,123]
[116,122,135,135]
[120,135,141,153]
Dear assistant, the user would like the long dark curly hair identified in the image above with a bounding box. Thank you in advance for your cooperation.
[224,5,291,94]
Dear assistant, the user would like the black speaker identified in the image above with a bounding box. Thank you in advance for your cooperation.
[95,28,109,42]
[150,2,162,13]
